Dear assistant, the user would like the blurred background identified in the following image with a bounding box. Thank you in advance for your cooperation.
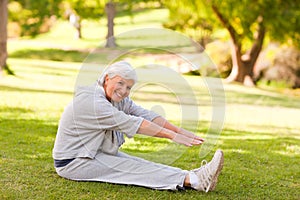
[1,0,299,89]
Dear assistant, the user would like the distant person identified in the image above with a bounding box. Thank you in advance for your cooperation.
[69,12,81,39]
[52,61,224,192]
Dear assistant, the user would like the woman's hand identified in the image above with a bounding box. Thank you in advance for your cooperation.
[171,133,203,147]
[177,128,204,145]
[150,117,204,146]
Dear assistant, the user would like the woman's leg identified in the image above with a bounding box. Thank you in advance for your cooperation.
[184,174,191,187]
[117,151,192,187]
[55,152,189,190]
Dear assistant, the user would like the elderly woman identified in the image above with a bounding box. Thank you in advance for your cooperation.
[52,61,224,192]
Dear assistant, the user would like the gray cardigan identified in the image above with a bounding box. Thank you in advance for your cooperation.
[52,83,159,160]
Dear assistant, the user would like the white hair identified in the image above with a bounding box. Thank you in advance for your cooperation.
[98,61,137,85]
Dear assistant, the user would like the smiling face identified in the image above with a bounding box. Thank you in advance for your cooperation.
[103,75,135,103]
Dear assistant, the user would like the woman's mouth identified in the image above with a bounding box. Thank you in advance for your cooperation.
[115,92,123,98]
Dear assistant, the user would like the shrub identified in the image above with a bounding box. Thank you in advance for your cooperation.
[257,46,300,88]
[204,40,232,78]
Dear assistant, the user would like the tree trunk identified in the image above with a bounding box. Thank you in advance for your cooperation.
[105,2,116,48]
[226,16,265,86]
[76,23,82,39]
[0,0,8,76]
[226,41,256,86]
[212,5,265,86]
[227,58,256,87]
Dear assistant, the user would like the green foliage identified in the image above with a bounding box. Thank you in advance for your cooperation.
[61,0,105,19]
[165,0,300,50]
[163,0,215,46]
[258,46,300,88]
[205,40,232,78]
[60,0,164,21]
[7,0,165,37]
[212,0,300,48]
[8,0,63,36]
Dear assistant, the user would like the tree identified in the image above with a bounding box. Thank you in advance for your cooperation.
[9,0,62,36]
[165,0,300,86]
[62,0,163,47]
[105,1,116,47]
[62,0,106,39]
[104,0,163,48]
[0,0,8,76]
[163,0,214,48]
[62,0,116,47]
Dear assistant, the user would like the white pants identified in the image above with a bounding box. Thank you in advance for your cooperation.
[55,151,188,190]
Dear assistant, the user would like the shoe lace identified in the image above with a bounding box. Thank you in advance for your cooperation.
[195,160,212,192]
[201,160,207,167]
[193,160,207,174]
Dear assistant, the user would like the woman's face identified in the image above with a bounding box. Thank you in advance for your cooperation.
[104,75,134,102]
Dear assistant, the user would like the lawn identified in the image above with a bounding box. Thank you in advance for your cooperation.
[1,8,300,200]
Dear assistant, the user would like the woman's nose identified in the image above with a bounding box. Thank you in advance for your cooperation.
[120,85,127,95]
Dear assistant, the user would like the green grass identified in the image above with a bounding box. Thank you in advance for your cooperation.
[1,8,300,200]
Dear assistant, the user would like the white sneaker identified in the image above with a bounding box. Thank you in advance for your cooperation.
[191,149,224,192]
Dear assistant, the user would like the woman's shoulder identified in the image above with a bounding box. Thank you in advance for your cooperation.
[74,83,105,96]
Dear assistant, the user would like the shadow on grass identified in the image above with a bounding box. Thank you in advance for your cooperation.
[225,89,300,108]
[0,85,73,95]
[0,117,58,159]
[10,48,89,62]
[19,63,79,73]
[220,127,300,155]
[132,83,300,108]
[0,106,34,113]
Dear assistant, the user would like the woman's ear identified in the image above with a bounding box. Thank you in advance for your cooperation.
[104,75,109,83]
[102,75,109,88]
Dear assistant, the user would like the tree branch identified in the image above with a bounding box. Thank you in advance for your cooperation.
[248,15,265,61]
[211,4,240,49]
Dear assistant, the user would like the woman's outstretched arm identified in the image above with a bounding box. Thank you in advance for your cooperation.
[137,119,203,147]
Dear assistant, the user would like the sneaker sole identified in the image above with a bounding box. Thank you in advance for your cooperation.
[207,150,224,192]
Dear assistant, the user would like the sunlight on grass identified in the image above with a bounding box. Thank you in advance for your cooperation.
[115,9,169,32]
[227,148,251,154]
[225,104,300,129]
[274,144,300,156]
[122,135,192,165]
[4,58,79,93]
[122,136,169,153]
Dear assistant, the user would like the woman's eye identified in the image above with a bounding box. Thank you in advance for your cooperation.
[118,81,124,85]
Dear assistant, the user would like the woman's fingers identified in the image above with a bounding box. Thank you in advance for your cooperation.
[172,133,192,146]
[172,133,204,146]
[192,138,204,145]
[180,129,204,140]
